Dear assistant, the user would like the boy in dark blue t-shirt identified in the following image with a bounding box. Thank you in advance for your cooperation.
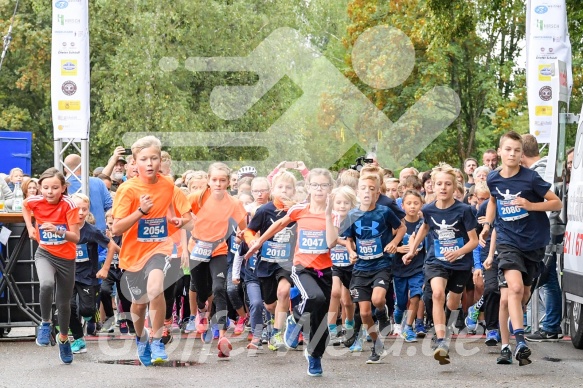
[343,173,405,364]
[404,163,478,365]
[480,131,562,366]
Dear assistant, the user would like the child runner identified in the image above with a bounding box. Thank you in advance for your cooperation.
[23,167,81,364]
[188,162,247,359]
[112,136,192,366]
[244,171,297,351]
[479,131,562,366]
[246,168,338,377]
[327,186,357,346]
[69,194,119,353]
[393,190,426,342]
[404,163,478,365]
[344,173,406,364]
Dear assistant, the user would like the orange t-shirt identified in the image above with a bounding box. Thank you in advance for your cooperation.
[24,195,80,260]
[112,175,191,272]
[288,203,331,270]
[187,189,247,257]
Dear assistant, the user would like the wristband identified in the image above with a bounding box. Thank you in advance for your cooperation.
[483,222,493,228]
[138,207,149,215]
[57,226,66,237]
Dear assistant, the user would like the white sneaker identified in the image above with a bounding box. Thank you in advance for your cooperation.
[393,323,402,336]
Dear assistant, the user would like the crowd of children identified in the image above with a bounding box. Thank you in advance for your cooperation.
[27,131,561,374]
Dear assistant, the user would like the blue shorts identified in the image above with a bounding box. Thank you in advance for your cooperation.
[393,272,424,311]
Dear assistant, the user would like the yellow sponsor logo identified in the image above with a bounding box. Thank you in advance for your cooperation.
[61,60,78,76]
[538,64,552,81]
[58,100,81,110]
[535,106,552,116]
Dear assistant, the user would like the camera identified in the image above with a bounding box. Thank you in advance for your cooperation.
[350,156,374,172]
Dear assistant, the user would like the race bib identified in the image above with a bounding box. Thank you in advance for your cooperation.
[403,233,423,251]
[356,237,383,260]
[298,230,328,254]
[76,244,89,263]
[137,217,168,242]
[39,224,67,246]
[230,235,240,255]
[248,254,258,271]
[497,199,529,221]
[330,244,351,267]
[261,240,292,263]
[190,240,214,262]
[434,237,464,261]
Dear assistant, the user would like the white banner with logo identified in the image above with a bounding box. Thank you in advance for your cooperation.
[51,0,90,139]
[526,0,572,143]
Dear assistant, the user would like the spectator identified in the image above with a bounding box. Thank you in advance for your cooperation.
[102,146,127,191]
[160,151,172,176]
[7,167,24,192]
[463,158,478,188]
[93,167,105,177]
[0,177,14,209]
[63,154,112,232]
[98,174,112,191]
[399,167,418,183]
[482,149,498,170]
[22,179,38,199]
[473,166,491,184]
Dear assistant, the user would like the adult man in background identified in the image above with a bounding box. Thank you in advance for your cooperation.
[102,146,128,192]
[482,149,498,170]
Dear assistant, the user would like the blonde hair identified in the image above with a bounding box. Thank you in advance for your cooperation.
[431,163,457,184]
[332,186,357,209]
[474,181,490,196]
[359,173,381,188]
[105,209,113,219]
[271,171,296,189]
[9,167,23,180]
[306,168,334,186]
[251,176,271,190]
[72,193,90,206]
[86,213,96,225]
[208,162,231,178]
[131,135,162,157]
[360,165,386,194]
[339,172,358,191]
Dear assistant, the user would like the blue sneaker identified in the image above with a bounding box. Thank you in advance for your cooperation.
[415,320,427,338]
[201,328,213,344]
[136,331,152,366]
[58,337,73,364]
[184,315,196,334]
[514,342,532,366]
[485,329,500,346]
[401,326,417,343]
[304,348,323,377]
[71,338,87,354]
[284,315,300,349]
[150,338,168,365]
[349,337,363,352]
[464,304,479,331]
[36,322,51,347]
[212,323,220,340]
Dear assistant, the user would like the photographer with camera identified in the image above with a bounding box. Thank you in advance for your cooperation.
[102,146,132,192]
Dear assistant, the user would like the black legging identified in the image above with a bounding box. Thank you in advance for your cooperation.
[190,255,229,329]
[101,268,131,321]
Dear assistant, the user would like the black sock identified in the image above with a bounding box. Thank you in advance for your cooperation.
[514,329,525,344]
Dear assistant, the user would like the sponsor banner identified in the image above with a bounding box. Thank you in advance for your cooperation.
[51,0,90,139]
[526,0,572,143]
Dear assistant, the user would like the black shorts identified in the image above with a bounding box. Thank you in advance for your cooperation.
[121,254,181,303]
[349,269,391,303]
[424,262,471,294]
[332,265,353,289]
[259,267,293,305]
[465,270,475,291]
[497,244,545,287]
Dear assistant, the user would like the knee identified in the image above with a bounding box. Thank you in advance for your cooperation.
[40,282,54,294]
[276,287,290,303]
[432,289,446,304]
[507,283,523,297]
[212,281,226,298]
[360,309,372,321]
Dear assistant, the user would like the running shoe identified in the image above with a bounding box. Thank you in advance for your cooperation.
[465,304,480,332]
[247,332,254,342]
[201,328,213,344]
[128,321,136,334]
[196,310,209,334]
[415,320,427,338]
[247,339,263,351]
[433,340,450,365]
[269,331,286,351]
[71,338,87,354]
[525,329,560,342]
[86,321,96,336]
[514,342,532,366]
[485,329,501,346]
[136,331,152,367]
[100,319,115,334]
[171,316,181,334]
[184,315,196,334]
[349,337,363,352]
[261,326,270,344]
[218,336,232,359]
[496,346,513,365]
[161,321,173,345]
[58,337,73,364]
[119,321,129,334]
[304,348,323,377]
[284,315,300,349]
[366,341,387,364]
[430,335,438,350]
[392,323,402,337]
[234,316,246,336]
[151,338,169,365]
[36,322,51,347]
[402,326,417,343]
[212,323,220,340]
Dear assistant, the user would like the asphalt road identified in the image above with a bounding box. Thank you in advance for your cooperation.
[1,328,582,387]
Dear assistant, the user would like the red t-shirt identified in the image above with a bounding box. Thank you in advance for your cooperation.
[288,203,331,270]
[24,195,80,260]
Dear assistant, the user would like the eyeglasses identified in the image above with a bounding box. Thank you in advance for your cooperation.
[252,189,269,194]
[476,197,489,201]
[309,183,332,189]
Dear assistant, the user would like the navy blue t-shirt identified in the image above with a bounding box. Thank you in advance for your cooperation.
[377,194,406,220]
[342,204,402,272]
[393,218,424,277]
[487,167,551,251]
[423,200,477,271]
[248,202,297,277]
[76,222,110,286]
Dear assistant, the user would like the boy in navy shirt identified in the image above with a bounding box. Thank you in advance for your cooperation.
[344,173,405,364]
[480,131,561,366]
[404,163,478,365]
